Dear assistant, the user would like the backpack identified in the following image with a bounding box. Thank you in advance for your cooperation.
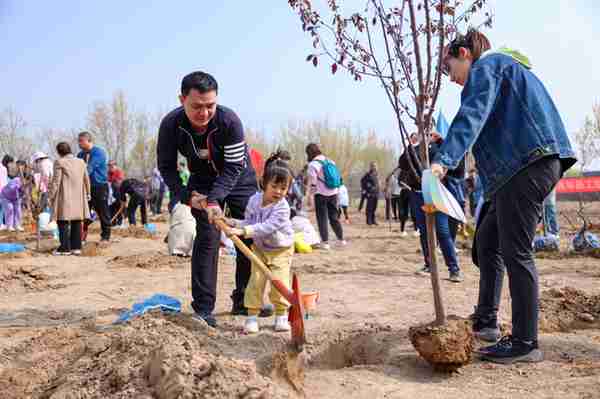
[317,159,342,189]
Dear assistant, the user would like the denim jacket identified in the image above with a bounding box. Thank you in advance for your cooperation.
[435,52,576,199]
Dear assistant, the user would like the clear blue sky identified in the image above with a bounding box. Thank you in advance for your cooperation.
[1,1,599,147]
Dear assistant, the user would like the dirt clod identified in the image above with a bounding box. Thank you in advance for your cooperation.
[81,242,104,257]
[539,287,600,333]
[108,226,158,240]
[409,316,473,372]
[0,265,65,292]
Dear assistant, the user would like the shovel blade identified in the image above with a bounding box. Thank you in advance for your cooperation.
[288,274,306,351]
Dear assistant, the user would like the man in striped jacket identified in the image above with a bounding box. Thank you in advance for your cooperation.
[157,71,263,327]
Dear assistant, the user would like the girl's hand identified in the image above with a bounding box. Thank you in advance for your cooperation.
[227,228,244,237]
[224,218,239,228]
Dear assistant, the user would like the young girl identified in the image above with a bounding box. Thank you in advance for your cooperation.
[0,161,23,232]
[226,157,295,334]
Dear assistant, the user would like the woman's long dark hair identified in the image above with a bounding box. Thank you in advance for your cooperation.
[447,28,491,62]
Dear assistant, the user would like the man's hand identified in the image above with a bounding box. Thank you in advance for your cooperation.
[189,191,207,210]
[205,204,223,223]
[189,191,222,223]
[430,163,447,179]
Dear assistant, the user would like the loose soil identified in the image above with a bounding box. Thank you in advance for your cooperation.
[0,265,66,293]
[540,287,600,333]
[108,253,189,270]
[0,205,599,398]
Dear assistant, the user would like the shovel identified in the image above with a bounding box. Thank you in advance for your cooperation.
[214,219,306,352]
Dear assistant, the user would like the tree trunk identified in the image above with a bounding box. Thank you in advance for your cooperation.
[418,123,446,326]
[426,213,446,325]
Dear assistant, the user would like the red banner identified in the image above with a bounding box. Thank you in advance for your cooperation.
[556,176,600,194]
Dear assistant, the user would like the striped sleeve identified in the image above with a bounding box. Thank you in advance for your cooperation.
[207,107,247,203]
[224,141,247,163]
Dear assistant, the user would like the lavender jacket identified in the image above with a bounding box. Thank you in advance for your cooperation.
[240,192,294,251]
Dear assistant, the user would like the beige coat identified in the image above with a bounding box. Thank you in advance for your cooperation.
[48,154,91,221]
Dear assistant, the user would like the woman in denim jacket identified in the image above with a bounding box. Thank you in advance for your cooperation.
[431,29,576,364]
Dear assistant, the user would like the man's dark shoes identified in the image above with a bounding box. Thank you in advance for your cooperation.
[192,312,217,328]
[477,335,543,364]
[473,319,501,342]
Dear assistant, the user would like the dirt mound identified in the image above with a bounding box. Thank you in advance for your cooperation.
[0,313,296,399]
[0,265,65,292]
[108,253,188,269]
[536,249,600,260]
[540,287,600,333]
[409,316,473,372]
[0,230,37,243]
[87,225,158,239]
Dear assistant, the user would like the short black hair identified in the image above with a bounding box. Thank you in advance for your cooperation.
[181,71,218,96]
[16,159,27,166]
[78,131,93,142]
[2,155,14,168]
[56,142,72,157]
[262,159,293,191]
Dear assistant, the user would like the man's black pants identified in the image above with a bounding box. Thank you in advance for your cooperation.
[366,195,378,225]
[190,191,254,315]
[474,156,561,342]
[84,183,111,240]
[314,194,344,243]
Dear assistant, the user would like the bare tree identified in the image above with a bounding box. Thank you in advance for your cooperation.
[0,108,35,159]
[86,91,136,173]
[288,0,492,325]
[574,104,600,174]
[36,128,79,156]
[130,111,158,178]
[87,101,115,159]
[112,91,134,171]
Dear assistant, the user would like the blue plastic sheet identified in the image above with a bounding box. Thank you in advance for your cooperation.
[114,294,181,324]
[573,231,600,252]
[0,243,25,253]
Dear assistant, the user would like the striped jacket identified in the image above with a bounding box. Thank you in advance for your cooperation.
[157,105,257,205]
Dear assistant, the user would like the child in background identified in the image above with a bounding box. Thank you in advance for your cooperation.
[337,180,350,224]
[225,157,295,334]
[0,160,7,230]
[117,178,149,226]
[1,162,23,231]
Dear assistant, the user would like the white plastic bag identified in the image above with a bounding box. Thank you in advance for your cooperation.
[168,204,196,256]
[291,215,321,246]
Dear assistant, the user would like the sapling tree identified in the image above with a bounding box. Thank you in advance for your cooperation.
[288,0,492,325]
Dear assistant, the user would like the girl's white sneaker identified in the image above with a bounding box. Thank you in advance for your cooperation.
[244,316,259,334]
[274,315,291,332]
